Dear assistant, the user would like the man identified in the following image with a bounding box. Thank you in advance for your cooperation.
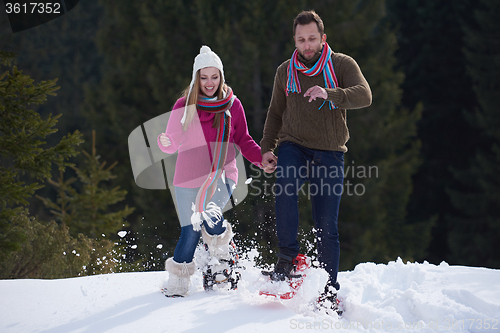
[260,10,372,310]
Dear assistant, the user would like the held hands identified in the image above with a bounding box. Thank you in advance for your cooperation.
[159,133,171,147]
[304,85,327,102]
[262,151,277,173]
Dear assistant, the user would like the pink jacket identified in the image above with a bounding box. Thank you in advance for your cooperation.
[157,96,262,188]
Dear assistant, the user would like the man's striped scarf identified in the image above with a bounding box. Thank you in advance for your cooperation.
[286,42,338,110]
[190,88,234,231]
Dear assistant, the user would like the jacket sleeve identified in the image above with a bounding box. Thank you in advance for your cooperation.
[327,55,372,110]
[157,98,185,154]
[260,64,287,154]
[231,98,263,169]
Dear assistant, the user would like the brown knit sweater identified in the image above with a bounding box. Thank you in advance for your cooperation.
[260,51,372,153]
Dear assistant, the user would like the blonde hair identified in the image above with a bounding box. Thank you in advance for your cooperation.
[181,69,227,131]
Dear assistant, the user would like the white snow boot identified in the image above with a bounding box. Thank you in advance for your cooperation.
[162,258,196,297]
[201,222,240,290]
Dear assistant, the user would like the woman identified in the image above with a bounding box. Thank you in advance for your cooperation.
[158,46,263,297]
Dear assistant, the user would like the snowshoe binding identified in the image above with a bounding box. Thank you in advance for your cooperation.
[261,253,304,281]
[259,254,310,299]
[202,240,241,291]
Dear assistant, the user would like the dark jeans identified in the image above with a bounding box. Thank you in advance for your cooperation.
[275,142,344,290]
[172,178,235,263]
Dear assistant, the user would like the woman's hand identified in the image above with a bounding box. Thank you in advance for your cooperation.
[159,133,171,147]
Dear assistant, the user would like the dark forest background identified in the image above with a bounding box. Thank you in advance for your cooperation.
[1,0,499,278]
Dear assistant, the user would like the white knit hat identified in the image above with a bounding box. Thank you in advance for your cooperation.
[181,46,225,124]
[192,45,225,87]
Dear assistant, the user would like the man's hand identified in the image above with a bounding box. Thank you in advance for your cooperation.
[304,85,327,102]
[262,151,277,173]
[159,133,171,147]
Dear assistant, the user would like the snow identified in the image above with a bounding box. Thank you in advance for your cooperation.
[1,254,499,333]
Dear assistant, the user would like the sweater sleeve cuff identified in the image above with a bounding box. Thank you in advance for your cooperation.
[260,140,277,155]
[327,88,343,106]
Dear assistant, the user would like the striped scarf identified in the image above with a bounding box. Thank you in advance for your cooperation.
[190,88,234,231]
[286,42,338,110]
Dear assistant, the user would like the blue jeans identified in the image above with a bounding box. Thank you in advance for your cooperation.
[275,142,344,290]
[172,178,235,263]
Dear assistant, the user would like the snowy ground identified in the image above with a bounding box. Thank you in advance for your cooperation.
[1,251,499,333]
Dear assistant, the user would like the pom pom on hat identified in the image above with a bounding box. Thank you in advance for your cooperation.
[200,45,212,54]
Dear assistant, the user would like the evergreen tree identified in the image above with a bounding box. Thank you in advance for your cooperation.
[38,130,134,240]
[0,1,104,223]
[385,0,480,264]
[0,50,83,255]
[0,51,106,279]
[447,0,500,268]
